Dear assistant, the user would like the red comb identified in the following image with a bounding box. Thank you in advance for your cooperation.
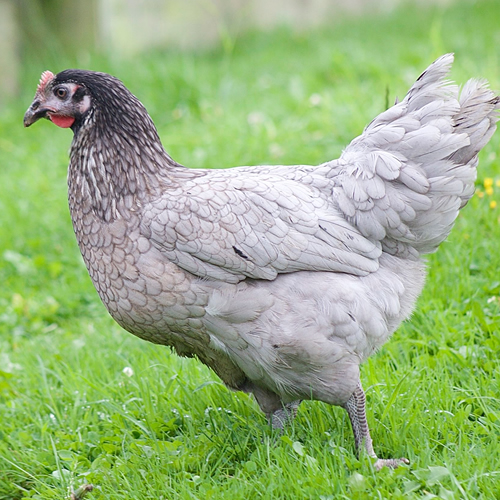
[37,70,55,94]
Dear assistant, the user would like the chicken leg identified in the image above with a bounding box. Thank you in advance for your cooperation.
[270,400,302,430]
[343,382,409,470]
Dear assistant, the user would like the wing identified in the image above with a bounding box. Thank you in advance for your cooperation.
[140,171,381,283]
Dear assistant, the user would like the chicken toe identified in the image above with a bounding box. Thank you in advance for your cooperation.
[373,457,410,471]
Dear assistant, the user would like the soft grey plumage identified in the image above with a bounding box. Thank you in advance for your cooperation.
[24,55,499,469]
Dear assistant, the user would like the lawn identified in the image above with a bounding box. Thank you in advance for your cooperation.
[1,0,500,498]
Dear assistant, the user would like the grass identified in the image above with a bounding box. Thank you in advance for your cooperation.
[1,0,500,498]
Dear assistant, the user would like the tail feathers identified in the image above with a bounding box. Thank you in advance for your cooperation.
[407,53,455,97]
[335,54,499,258]
[450,79,500,164]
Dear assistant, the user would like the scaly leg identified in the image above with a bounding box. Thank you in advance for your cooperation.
[271,400,301,430]
[343,382,409,470]
[248,383,301,431]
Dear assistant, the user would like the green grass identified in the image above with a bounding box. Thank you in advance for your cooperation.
[2,0,500,498]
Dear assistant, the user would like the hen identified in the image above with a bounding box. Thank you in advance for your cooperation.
[24,55,499,469]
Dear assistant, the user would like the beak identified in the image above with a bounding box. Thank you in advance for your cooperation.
[23,100,54,127]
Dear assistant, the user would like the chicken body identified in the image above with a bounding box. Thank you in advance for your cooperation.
[24,55,499,468]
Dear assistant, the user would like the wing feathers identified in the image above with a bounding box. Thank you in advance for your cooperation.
[142,175,381,282]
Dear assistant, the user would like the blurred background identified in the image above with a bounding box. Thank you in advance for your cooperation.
[0,0,466,108]
[2,1,500,498]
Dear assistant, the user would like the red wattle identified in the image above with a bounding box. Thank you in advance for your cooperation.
[50,114,75,128]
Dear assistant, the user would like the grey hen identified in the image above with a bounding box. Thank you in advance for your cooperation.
[24,54,499,469]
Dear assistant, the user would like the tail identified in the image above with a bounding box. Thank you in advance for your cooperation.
[334,54,500,258]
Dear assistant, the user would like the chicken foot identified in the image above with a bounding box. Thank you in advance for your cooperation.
[343,382,409,470]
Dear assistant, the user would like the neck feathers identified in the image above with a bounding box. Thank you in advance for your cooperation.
[67,85,182,222]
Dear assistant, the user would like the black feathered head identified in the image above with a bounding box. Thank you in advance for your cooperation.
[24,69,160,144]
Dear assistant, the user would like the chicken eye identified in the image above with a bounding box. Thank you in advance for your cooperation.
[55,87,67,99]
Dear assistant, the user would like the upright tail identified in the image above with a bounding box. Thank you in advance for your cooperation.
[333,54,500,259]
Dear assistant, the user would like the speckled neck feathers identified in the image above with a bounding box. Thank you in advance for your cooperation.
[64,70,184,222]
